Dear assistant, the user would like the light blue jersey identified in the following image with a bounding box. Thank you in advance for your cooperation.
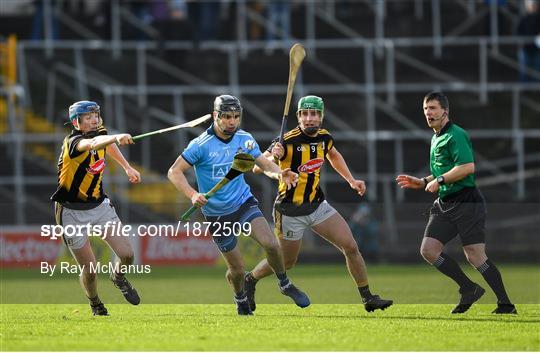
[181,125,262,216]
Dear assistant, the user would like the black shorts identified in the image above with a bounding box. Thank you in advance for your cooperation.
[424,188,487,246]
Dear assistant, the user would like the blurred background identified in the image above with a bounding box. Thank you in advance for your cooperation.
[1,0,539,277]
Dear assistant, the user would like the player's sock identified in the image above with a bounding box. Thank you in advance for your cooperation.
[276,272,290,287]
[246,271,259,284]
[88,295,102,306]
[113,271,124,280]
[476,259,511,304]
[433,253,476,291]
[358,284,373,300]
[235,290,247,300]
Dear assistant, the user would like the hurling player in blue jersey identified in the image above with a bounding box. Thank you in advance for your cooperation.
[168,95,310,315]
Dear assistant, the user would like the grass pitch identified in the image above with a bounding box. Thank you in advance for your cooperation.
[2,304,539,351]
[1,264,539,351]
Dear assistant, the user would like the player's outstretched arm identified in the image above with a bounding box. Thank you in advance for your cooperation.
[255,154,298,190]
[253,150,275,174]
[167,156,207,207]
[327,146,366,196]
[253,141,283,174]
[77,133,134,152]
[108,143,141,183]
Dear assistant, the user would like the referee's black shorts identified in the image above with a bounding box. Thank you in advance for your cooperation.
[424,187,487,246]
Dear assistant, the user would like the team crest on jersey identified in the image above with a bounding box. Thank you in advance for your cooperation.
[297,158,324,174]
[87,158,105,175]
[245,140,256,151]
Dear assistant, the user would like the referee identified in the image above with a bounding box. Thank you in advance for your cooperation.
[396,92,516,314]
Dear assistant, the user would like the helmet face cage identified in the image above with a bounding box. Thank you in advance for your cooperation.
[213,95,243,119]
[68,101,102,128]
[297,95,324,119]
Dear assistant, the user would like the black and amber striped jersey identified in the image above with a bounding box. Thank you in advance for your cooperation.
[270,127,334,216]
[50,126,108,209]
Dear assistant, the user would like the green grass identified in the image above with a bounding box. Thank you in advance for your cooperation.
[1,304,539,351]
[1,264,539,351]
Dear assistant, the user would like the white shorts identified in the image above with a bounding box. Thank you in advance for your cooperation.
[55,198,121,250]
[273,200,338,241]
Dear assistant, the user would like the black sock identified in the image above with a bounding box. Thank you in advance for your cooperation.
[114,271,125,280]
[246,272,259,284]
[358,285,373,300]
[88,295,101,306]
[235,290,246,300]
[477,259,511,304]
[276,272,289,287]
[432,253,476,291]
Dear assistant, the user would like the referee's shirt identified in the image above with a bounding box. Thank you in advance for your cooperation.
[430,122,476,199]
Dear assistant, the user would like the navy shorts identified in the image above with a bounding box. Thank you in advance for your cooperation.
[424,188,487,246]
[204,197,264,253]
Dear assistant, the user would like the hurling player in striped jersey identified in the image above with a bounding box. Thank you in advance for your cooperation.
[247,95,393,313]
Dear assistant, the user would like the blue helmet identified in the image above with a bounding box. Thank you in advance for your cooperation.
[67,101,101,125]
